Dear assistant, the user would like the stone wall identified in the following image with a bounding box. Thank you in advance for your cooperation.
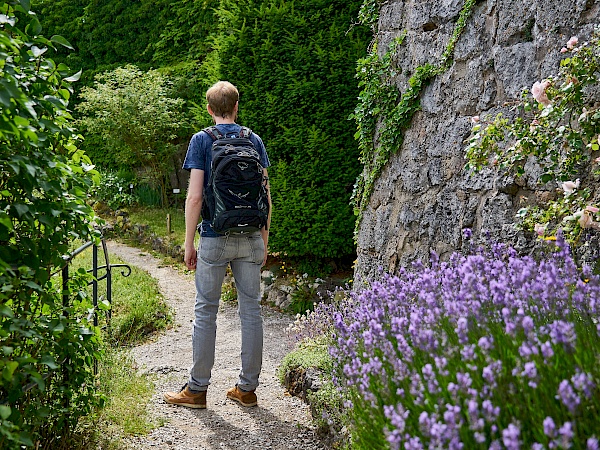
[355,0,600,281]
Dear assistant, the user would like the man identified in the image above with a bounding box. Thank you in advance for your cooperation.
[163,81,271,408]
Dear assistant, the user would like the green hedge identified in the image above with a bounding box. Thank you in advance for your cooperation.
[216,0,370,259]
[34,0,372,260]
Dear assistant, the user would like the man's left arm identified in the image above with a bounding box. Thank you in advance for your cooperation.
[261,168,271,266]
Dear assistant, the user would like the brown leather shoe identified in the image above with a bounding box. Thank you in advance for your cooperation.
[226,386,257,407]
[163,384,206,409]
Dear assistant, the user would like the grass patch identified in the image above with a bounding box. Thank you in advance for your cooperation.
[97,350,162,436]
[105,262,172,346]
[66,244,172,447]
[127,207,186,246]
[75,350,162,449]
[71,247,173,346]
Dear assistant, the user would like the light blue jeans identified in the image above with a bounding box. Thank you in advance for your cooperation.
[188,232,264,392]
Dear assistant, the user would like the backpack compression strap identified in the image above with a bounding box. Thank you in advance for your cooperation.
[203,126,253,140]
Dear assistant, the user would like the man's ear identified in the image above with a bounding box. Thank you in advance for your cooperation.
[207,104,214,116]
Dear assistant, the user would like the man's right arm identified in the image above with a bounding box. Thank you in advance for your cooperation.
[184,169,204,270]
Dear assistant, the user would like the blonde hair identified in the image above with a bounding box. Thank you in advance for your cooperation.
[206,81,239,118]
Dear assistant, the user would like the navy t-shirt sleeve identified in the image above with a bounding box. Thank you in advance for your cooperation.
[182,132,208,171]
[251,134,270,169]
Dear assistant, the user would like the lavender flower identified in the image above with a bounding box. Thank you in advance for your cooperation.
[317,234,600,448]
[556,380,581,413]
[543,416,556,438]
[502,423,521,450]
[558,422,574,449]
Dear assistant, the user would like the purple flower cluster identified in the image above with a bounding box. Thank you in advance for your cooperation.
[326,235,600,448]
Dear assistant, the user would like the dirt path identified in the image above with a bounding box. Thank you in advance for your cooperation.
[105,241,327,450]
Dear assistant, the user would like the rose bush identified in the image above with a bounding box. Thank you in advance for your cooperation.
[465,28,600,242]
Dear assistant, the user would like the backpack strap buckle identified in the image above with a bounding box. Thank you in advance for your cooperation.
[203,126,224,141]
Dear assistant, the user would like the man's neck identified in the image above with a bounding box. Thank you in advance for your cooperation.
[214,117,236,125]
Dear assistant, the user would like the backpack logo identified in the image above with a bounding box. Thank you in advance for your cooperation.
[229,189,250,199]
[201,126,269,234]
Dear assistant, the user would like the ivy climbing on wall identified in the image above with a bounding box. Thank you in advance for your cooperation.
[350,0,477,236]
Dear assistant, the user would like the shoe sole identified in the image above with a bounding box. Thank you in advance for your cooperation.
[163,394,206,409]
[227,393,257,407]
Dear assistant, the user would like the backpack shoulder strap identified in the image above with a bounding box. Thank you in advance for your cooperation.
[202,126,224,141]
[238,126,252,139]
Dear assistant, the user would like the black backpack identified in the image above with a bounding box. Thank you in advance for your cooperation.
[201,126,269,234]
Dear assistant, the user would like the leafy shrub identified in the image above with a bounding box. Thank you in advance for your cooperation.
[90,172,137,210]
[77,65,189,206]
[0,2,102,447]
[216,0,371,259]
[327,233,600,449]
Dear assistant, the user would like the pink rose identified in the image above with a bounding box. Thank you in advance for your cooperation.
[531,80,551,106]
[529,119,540,133]
[578,210,594,229]
[595,157,600,164]
[566,36,578,50]
[471,116,480,123]
[560,47,568,53]
[586,205,599,214]
[561,179,580,194]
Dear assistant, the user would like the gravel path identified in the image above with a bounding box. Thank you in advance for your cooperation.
[105,241,328,450]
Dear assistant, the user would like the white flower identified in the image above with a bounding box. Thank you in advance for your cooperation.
[561,179,580,194]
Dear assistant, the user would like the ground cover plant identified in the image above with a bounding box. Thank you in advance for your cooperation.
[314,233,600,449]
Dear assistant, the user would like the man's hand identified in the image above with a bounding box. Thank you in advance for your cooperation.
[184,244,197,270]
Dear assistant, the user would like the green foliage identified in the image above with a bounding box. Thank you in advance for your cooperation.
[77,65,189,205]
[287,273,327,315]
[91,171,137,210]
[465,29,600,240]
[351,0,476,234]
[0,2,103,446]
[357,0,382,31]
[34,0,170,78]
[215,0,371,259]
[34,0,221,116]
[152,0,218,66]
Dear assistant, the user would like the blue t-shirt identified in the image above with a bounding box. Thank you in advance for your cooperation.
[182,123,270,237]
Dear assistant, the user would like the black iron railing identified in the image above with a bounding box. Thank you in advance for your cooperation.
[62,238,131,327]
[17,238,132,394]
